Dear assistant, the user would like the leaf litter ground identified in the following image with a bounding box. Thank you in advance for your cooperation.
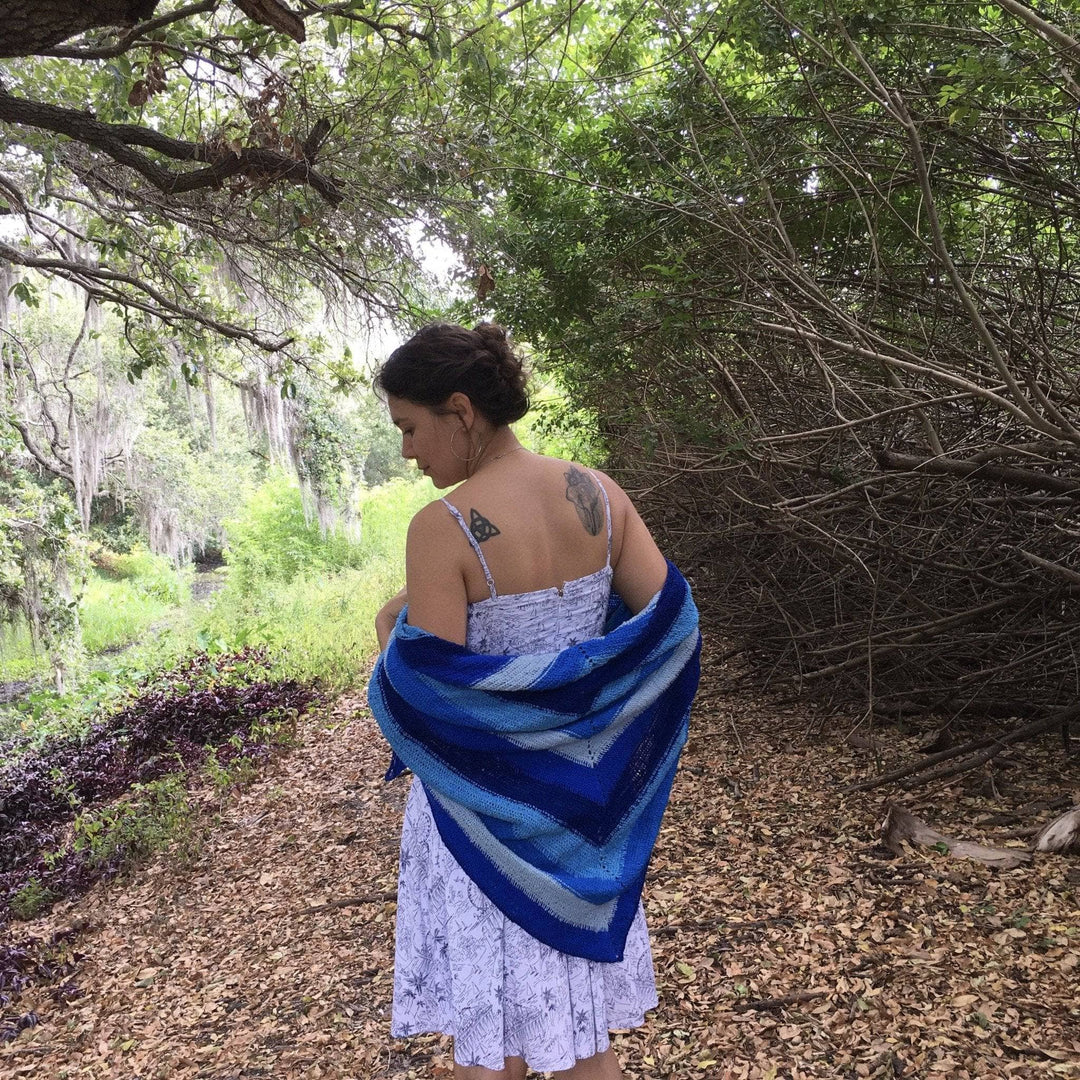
[2,640,1078,1079]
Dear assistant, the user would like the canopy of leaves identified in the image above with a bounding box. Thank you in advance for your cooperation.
[8,0,1080,736]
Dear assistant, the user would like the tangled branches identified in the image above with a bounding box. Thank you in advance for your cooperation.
[523,3,1080,775]
[630,425,1080,727]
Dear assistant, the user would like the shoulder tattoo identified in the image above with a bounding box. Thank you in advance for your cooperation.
[469,508,501,543]
[564,466,603,536]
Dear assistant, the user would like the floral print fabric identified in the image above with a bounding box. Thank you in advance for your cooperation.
[390,564,658,1071]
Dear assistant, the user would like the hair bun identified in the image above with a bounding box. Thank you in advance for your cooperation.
[474,321,510,353]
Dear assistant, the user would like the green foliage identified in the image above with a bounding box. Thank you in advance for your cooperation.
[203,743,258,799]
[221,472,366,594]
[0,619,200,752]
[78,574,180,656]
[8,877,55,920]
[0,0,489,380]
[0,466,84,689]
[205,477,430,687]
[516,378,605,466]
[69,773,194,869]
[126,362,262,562]
[353,392,413,487]
[92,546,191,605]
[0,611,48,678]
[0,553,189,680]
[1,475,430,752]
[292,387,367,510]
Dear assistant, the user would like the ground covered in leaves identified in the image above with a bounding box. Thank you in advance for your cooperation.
[1,642,1078,1079]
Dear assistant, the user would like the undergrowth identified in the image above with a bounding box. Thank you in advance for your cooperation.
[0,646,321,924]
[200,474,429,688]
[0,550,190,684]
[0,475,425,918]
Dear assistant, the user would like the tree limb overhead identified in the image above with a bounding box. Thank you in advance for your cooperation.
[233,0,305,42]
[0,88,342,205]
[0,0,306,57]
[0,0,162,57]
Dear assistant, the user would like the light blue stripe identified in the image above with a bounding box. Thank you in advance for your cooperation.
[540,632,700,765]
[429,789,621,930]
[472,653,561,691]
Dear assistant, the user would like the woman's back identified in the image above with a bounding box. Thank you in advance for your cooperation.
[373,321,690,1078]
[442,453,614,606]
[440,460,614,655]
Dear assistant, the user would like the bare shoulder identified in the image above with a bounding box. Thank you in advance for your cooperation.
[404,499,469,644]
[580,466,630,504]
[578,467,668,611]
[406,498,458,544]
[564,464,634,520]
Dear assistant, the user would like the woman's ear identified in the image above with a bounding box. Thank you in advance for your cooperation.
[446,391,475,428]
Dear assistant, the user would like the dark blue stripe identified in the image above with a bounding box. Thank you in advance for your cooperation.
[379,653,696,845]
[394,562,689,702]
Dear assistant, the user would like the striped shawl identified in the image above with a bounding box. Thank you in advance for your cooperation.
[367,561,701,962]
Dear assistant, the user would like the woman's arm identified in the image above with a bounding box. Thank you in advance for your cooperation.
[600,472,670,615]
[403,503,469,645]
[375,587,407,652]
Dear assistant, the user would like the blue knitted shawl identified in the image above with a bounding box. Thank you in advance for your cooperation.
[367,561,701,963]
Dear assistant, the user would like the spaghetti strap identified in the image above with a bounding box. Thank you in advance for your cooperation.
[590,472,613,568]
[441,499,497,599]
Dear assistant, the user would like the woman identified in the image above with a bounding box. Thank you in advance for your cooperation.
[369,323,699,1080]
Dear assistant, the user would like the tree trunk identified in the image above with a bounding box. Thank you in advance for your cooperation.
[0,0,160,57]
[880,804,1032,870]
[0,261,12,401]
[1034,807,1080,855]
[204,368,217,451]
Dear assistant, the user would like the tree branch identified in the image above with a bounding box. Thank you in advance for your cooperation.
[232,0,305,43]
[875,449,1080,499]
[38,0,218,60]
[0,241,293,352]
[0,88,342,205]
[994,0,1080,61]
[7,416,74,483]
[0,0,161,57]
[301,1,431,43]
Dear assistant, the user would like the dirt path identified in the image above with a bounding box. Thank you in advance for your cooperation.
[2,645,1078,1079]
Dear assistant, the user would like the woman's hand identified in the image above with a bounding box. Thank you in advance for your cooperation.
[375,587,408,652]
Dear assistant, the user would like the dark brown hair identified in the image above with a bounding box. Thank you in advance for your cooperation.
[374,322,529,426]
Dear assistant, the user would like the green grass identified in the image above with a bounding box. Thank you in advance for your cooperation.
[0,549,191,683]
[197,476,432,688]
[0,621,42,681]
[79,575,178,654]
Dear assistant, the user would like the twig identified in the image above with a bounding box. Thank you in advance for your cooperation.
[728,709,745,755]
[842,710,1072,793]
[299,891,396,915]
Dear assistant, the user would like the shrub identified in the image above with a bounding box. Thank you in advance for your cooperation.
[98,545,191,605]
[197,476,429,686]
[70,774,194,868]
[221,473,367,595]
[8,878,54,920]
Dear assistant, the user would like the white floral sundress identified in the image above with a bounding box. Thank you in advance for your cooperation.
[390,487,658,1072]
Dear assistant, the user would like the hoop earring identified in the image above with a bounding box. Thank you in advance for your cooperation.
[450,426,481,467]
